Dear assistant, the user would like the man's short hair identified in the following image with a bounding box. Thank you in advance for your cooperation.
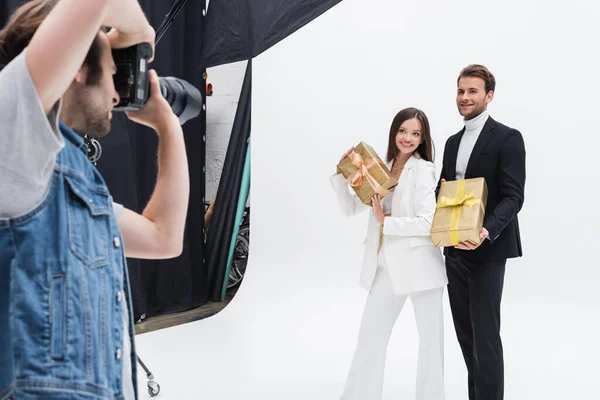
[458,64,496,93]
[0,0,103,85]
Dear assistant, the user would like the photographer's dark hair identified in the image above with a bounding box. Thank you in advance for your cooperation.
[0,0,102,85]
[386,107,435,163]
[458,64,496,94]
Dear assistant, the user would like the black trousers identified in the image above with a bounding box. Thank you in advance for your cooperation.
[446,254,506,400]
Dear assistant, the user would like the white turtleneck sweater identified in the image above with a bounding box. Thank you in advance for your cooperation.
[455,110,489,180]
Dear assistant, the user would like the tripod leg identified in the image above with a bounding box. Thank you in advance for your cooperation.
[137,355,153,379]
[137,355,161,397]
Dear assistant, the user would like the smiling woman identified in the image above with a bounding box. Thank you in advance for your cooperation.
[386,107,434,164]
[329,106,448,399]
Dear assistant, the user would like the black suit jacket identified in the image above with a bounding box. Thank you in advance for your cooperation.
[436,116,526,262]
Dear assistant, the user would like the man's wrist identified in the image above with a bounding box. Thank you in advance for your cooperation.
[484,226,495,242]
[155,114,181,135]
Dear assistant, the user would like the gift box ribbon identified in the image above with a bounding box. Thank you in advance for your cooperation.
[436,180,483,245]
[345,151,390,200]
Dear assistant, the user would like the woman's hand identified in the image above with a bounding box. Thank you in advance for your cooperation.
[372,195,385,224]
[340,146,355,162]
[336,146,355,174]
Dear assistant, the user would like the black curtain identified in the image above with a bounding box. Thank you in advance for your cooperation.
[98,0,208,321]
[3,0,344,317]
[201,0,343,68]
[199,0,343,301]
[205,60,251,302]
[1,0,210,321]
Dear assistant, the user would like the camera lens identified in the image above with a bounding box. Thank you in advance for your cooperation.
[159,77,203,125]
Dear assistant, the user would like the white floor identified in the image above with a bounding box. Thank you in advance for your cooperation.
[134,257,599,400]
[133,1,600,396]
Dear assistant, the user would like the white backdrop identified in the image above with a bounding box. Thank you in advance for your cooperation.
[135,0,600,398]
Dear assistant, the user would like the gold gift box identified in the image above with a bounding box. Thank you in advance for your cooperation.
[430,178,488,247]
[337,142,398,206]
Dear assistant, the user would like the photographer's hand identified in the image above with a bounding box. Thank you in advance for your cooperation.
[125,70,176,131]
[107,25,156,62]
[104,0,156,61]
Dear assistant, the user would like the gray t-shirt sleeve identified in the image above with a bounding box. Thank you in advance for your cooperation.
[112,202,124,219]
[0,49,64,218]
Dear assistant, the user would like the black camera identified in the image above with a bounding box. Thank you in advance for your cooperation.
[111,43,203,125]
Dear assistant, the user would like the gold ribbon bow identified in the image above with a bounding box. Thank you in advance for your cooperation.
[436,180,482,245]
[345,151,389,202]
[437,191,478,208]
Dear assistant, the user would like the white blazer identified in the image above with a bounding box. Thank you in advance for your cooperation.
[330,153,448,295]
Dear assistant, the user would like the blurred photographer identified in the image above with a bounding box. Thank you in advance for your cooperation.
[0,0,189,399]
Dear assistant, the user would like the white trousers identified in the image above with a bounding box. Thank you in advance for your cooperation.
[340,251,445,400]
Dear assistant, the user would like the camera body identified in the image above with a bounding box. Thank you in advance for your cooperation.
[112,43,153,111]
[111,43,203,125]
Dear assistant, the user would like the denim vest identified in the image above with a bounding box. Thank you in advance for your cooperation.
[0,123,137,400]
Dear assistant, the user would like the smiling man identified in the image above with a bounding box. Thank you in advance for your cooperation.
[436,64,526,400]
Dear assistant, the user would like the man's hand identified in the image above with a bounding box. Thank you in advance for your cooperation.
[125,70,177,132]
[107,25,156,62]
[372,195,385,224]
[455,227,489,250]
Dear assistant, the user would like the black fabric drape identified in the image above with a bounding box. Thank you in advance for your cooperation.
[200,0,343,68]
[205,60,251,302]
[98,0,208,320]
[2,0,345,316]
[2,0,209,321]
